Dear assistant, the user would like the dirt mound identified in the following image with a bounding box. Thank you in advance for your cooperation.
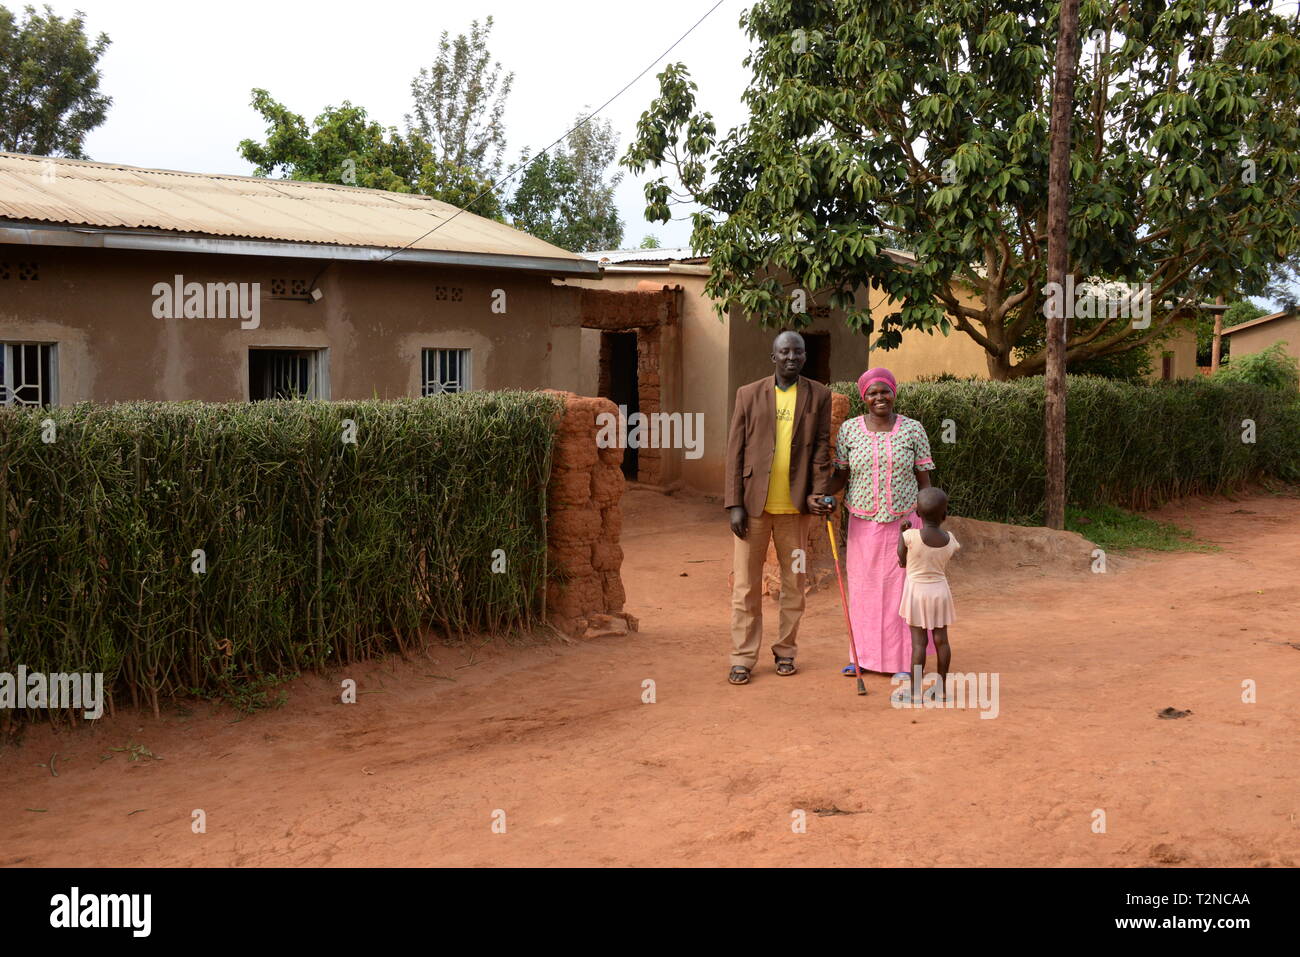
[943,514,1100,580]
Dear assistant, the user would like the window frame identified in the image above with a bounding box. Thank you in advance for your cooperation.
[421,348,472,396]
[246,346,330,401]
[0,341,58,407]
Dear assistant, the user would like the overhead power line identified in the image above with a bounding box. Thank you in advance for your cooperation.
[380,0,730,261]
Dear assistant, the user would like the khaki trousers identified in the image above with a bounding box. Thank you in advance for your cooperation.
[730,511,812,668]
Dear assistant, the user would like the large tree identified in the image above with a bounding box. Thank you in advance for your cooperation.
[407,16,513,183]
[624,0,1300,380]
[0,3,111,157]
[506,110,624,252]
[237,89,505,221]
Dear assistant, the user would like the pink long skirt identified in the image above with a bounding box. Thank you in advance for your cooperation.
[845,512,934,673]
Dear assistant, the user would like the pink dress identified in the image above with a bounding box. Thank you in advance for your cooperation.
[833,414,937,672]
[899,529,960,628]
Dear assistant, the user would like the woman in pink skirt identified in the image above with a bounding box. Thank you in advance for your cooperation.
[824,368,935,679]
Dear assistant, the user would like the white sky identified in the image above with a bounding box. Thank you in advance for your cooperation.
[72,0,755,250]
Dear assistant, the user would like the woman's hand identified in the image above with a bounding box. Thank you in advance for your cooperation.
[900,520,912,531]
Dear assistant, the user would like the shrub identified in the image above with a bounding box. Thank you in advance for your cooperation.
[0,392,562,716]
[1212,342,1300,392]
[831,375,1300,522]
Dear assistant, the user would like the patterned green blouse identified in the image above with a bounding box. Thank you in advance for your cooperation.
[833,414,936,523]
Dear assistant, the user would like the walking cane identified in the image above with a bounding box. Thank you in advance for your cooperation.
[823,497,866,696]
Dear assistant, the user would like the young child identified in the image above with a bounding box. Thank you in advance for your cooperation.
[896,487,960,702]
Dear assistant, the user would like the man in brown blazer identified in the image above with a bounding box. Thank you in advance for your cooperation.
[724,331,835,685]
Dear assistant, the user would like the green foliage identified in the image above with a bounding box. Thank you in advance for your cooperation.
[218,672,298,715]
[238,89,504,221]
[1213,342,1300,391]
[238,17,519,222]
[506,112,624,252]
[415,158,504,220]
[1200,299,1267,363]
[407,16,513,182]
[0,392,562,717]
[1015,306,1159,382]
[0,3,111,157]
[1064,505,1214,553]
[239,91,421,191]
[830,376,1300,523]
[626,2,1300,380]
[639,234,661,249]
[1223,300,1269,328]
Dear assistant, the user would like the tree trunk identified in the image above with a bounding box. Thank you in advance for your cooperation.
[985,348,1013,381]
[1211,294,1225,373]
[1044,0,1082,530]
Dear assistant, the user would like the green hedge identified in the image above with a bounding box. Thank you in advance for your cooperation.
[0,392,561,715]
[831,376,1300,522]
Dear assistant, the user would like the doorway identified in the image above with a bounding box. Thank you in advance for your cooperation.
[601,331,639,479]
[802,332,832,383]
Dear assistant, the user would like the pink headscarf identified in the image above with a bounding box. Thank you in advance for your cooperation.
[857,367,898,400]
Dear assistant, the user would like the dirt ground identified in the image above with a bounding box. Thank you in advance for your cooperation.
[3,488,1299,867]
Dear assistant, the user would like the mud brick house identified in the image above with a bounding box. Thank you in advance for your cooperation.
[0,151,609,408]
[1221,306,1300,380]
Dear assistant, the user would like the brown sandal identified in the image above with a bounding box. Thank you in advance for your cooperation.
[774,656,797,676]
[728,666,751,685]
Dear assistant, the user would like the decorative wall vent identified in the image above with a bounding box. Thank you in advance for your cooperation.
[435,285,464,302]
[0,262,40,281]
[268,278,308,298]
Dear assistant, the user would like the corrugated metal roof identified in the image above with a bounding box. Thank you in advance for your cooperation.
[582,247,706,264]
[0,152,583,262]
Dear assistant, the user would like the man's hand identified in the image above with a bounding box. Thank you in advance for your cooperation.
[807,494,833,515]
[729,506,749,539]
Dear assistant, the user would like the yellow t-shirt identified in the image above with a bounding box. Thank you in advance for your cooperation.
[764,381,799,514]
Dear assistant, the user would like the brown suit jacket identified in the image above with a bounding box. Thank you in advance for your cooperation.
[724,375,834,516]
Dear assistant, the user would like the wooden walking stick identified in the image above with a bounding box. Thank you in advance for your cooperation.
[824,502,866,696]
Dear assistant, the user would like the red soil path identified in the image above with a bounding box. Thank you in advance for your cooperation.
[3,489,1298,867]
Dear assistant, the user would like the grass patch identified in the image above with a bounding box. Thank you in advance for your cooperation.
[1064,505,1217,553]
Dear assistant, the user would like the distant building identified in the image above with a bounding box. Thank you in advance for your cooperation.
[1221,306,1300,375]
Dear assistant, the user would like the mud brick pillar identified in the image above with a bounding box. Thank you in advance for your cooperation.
[578,286,681,486]
[543,391,634,637]
[635,326,663,486]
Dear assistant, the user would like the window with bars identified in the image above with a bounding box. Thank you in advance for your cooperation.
[249,349,324,400]
[0,343,56,406]
[421,349,471,395]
